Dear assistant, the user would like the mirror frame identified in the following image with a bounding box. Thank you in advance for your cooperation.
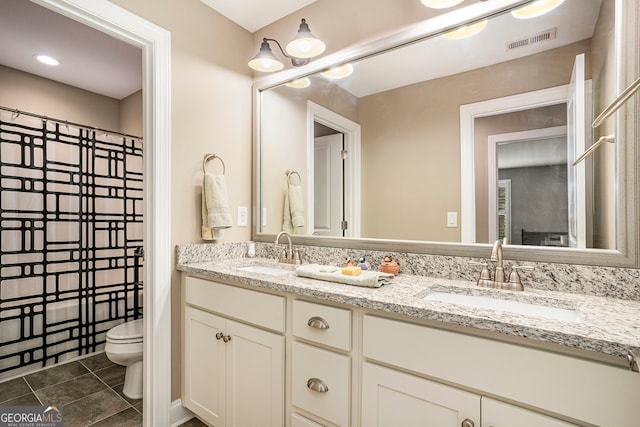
[252,0,639,268]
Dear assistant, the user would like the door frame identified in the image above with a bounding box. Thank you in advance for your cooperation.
[487,125,568,242]
[34,1,172,425]
[460,84,570,243]
[307,101,361,238]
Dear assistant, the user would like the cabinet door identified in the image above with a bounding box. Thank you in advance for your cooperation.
[482,397,578,427]
[362,362,480,427]
[184,306,226,426]
[226,319,285,427]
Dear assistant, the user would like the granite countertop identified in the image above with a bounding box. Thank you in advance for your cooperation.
[177,257,640,362]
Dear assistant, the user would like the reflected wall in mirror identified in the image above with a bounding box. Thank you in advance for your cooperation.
[256,0,637,264]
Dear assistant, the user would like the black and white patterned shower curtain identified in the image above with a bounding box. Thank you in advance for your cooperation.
[0,110,144,376]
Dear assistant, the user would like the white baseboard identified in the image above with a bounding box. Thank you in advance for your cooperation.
[170,399,195,427]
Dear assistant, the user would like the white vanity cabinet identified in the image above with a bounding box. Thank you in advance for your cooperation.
[362,362,480,426]
[362,315,638,426]
[182,276,285,427]
[291,299,353,426]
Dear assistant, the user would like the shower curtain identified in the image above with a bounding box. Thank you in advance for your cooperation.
[0,109,144,378]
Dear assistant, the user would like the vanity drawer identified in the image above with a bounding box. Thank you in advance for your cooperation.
[291,413,325,427]
[292,299,351,351]
[185,276,285,332]
[292,342,351,427]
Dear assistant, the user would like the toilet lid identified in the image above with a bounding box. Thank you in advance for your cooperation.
[107,318,144,340]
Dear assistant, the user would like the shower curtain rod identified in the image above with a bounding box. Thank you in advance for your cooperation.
[0,105,143,140]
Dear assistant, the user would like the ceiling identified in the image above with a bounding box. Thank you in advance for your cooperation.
[329,0,602,98]
[0,0,142,100]
[0,0,311,101]
[199,0,318,33]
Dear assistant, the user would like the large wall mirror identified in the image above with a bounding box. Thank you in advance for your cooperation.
[253,0,639,267]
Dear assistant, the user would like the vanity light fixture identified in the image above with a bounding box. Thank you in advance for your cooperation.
[285,77,311,88]
[420,0,464,9]
[321,63,354,79]
[34,54,60,66]
[248,19,326,72]
[511,0,565,19]
[442,20,488,39]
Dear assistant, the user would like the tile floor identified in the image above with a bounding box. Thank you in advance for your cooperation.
[0,352,207,427]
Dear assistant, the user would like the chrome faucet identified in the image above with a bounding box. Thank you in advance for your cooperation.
[274,231,303,264]
[470,238,533,291]
[490,239,505,284]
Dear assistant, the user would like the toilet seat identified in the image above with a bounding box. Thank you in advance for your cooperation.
[107,318,144,341]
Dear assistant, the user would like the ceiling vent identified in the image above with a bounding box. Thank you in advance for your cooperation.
[506,28,557,51]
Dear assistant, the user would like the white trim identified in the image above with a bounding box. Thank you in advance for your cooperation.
[487,126,568,241]
[33,1,173,426]
[170,399,195,427]
[459,85,569,243]
[307,101,361,238]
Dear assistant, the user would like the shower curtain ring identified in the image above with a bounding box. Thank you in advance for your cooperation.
[11,109,20,119]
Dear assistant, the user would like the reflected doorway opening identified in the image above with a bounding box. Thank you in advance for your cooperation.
[306,101,361,238]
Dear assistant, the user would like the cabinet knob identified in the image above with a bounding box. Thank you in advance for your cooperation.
[306,377,329,393]
[222,334,232,343]
[215,332,224,340]
[461,419,475,427]
[307,316,330,329]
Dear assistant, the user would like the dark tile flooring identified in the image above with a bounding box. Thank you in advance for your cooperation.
[0,352,208,427]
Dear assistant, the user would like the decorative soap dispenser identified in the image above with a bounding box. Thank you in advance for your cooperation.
[380,255,400,275]
[357,255,370,270]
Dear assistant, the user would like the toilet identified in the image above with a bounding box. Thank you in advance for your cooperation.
[105,318,144,399]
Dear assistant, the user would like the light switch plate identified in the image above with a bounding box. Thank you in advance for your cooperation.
[262,207,267,227]
[237,206,248,227]
[447,212,458,228]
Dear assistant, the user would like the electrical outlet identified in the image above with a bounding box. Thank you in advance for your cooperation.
[237,206,248,227]
[447,212,458,228]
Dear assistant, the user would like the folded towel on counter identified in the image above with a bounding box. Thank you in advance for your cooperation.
[283,183,305,233]
[295,264,394,288]
[201,173,232,240]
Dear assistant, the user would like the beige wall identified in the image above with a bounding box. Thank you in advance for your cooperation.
[590,0,616,249]
[261,77,358,235]
[120,90,143,136]
[358,40,591,242]
[105,0,255,400]
[0,65,121,130]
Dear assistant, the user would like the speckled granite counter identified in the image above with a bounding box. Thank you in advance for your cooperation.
[177,256,640,363]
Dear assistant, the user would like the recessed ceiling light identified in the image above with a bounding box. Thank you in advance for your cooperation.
[321,64,354,79]
[442,20,488,39]
[34,54,60,66]
[420,0,464,9]
[285,77,311,89]
[511,0,565,19]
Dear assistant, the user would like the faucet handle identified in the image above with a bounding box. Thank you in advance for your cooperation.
[505,265,534,291]
[469,261,492,287]
[293,248,305,265]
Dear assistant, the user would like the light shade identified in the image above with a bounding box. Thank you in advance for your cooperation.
[442,20,487,39]
[420,0,464,9]
[321,64,354,79]
[285,19,326,59]
[511,0,565,19]
[286,77,311,88]
[248,40,284,72]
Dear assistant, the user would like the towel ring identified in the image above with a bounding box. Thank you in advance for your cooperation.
[203,153,226,174]
[286,169,301,185]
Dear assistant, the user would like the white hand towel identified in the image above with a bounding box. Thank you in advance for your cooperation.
[288,184,305,228]
[282,183,304,233]
[201,173,232,240]
[295,264,394,288]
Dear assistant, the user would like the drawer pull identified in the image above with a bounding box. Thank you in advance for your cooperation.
[215,332,224,340]
[461,419,474,427]
[307,316,330,329]
[307,377,329,393]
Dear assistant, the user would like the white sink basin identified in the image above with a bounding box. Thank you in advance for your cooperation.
[236,265,292,276]
[424,291,581,323]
